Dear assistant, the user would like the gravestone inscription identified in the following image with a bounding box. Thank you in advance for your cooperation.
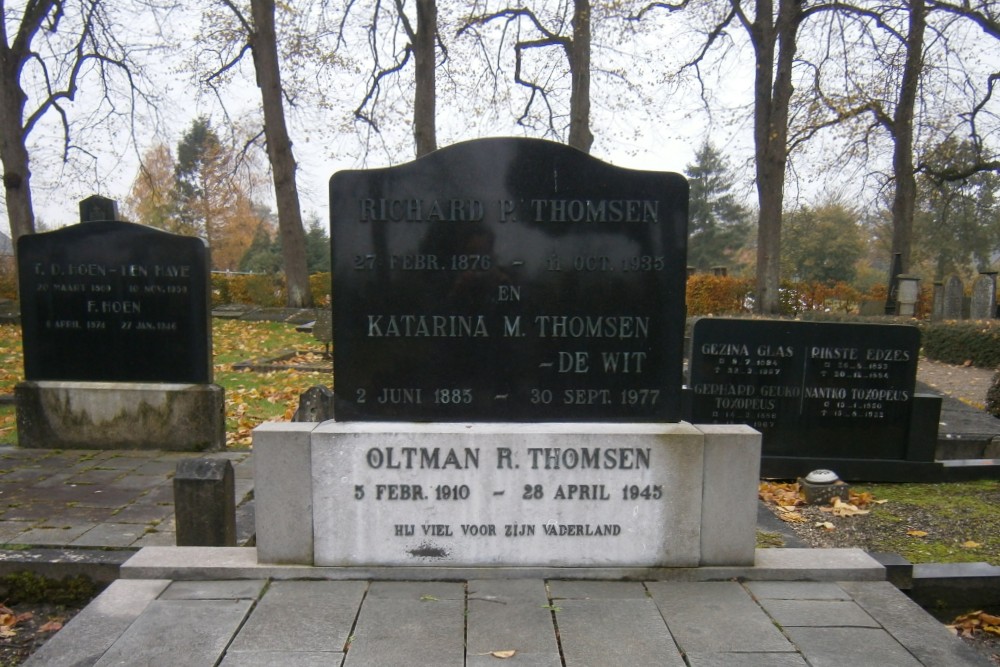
[329,137,688,422]
[18,217,211,383]
[688,318,920,460]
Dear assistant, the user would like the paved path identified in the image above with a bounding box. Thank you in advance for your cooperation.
[0,447,252,549]
[24,574,990,666]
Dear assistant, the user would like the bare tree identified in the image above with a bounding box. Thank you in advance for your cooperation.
[637,0,810,313]
[0,1,158,256]
[347,0,443,158]
[208,0,313,307]
[459,0,594,153]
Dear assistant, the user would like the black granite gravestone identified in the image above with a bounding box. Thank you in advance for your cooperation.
[17,215,211,383]
[330,138,688,421]
[688,318,920,460]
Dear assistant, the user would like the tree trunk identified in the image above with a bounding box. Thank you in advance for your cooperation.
[750,0,801,314]
[889,0,925,275]
[412,0,437,158]
[0,20,39,260]
[567,0,593,153]
[249,0,313,308]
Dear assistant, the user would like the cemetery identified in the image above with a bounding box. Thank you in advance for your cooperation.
[0,140,994,664]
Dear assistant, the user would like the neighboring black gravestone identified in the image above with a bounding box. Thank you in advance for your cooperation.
[329,138,688,422]
[687,318,941,479]
[17,200,211,383]
[15,196,222,451]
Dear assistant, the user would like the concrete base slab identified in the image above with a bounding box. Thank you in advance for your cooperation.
[32,575,989,667]
[16,381,224,451]
[120,547,886,582]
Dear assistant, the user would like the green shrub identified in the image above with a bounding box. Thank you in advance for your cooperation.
[922,321,1000,369]
[987,372,1000,418]
[0,571,100,606]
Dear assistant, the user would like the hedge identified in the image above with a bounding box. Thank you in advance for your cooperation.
[210,272,331,308]
[922,320,1000,369]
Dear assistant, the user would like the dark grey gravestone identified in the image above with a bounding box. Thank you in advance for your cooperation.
[79,194,119,223]
[292,385,335,422]
[931,282,944,321]
[174,459,236,547]
[687,318,920,461]
[329,137,688,422]
[943,275,964,320]
[17,218,211,383]
[970,273,996,320]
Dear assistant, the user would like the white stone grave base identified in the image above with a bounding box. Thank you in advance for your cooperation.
[253,422,760,569]
[15,381,225,451]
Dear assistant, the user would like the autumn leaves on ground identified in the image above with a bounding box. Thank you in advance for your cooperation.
[0,319,329,448]
[760,479,1000,566]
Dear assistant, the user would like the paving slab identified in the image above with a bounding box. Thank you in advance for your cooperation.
[344,581,466,667]
[840,580,989,666]
[646,581,797,654]
[159,579,267,600]
[745,581,853,600]
[556,584,686,667]
[784,627,923,667]
[90,598,253,666]
[23,579,170,667]
[228,580,366,653]
[466,579,561,667]
[757,598,881,627]
[685,653,810,667]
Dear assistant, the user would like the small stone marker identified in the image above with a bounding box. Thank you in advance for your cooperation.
[174,458,236,547]
[943,275,964,320]
[970,273,997,320]
[329,137,688,423]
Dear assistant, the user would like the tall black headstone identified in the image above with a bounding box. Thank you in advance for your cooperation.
[330,138,688,422]
[17,215,211,383]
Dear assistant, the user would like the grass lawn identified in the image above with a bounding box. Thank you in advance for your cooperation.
[0,320,330,449]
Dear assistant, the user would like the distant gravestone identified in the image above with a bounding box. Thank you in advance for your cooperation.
[688,318,921,463]
[931,282,945,321]
[18,213,211,383]
[970,273,997,320]
[15,196,223,451]
[943,275,964,320]
[329,137,688,423]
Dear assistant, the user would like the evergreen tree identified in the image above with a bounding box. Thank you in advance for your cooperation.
[304,216,331,273]
[782,202,865,284]
[913,139,1000,281]
[684,142,752,272]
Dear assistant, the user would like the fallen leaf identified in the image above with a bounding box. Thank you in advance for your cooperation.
[491,650,517,659]
[38,620,63,633]
[907,530,928,537]
[961,540,981,549]
[819,497,870,517]
[816,521,836,531]
[778,511,807,523]
[0,626,15,638]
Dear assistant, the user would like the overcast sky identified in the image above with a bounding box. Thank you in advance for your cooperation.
[4,1,997,238]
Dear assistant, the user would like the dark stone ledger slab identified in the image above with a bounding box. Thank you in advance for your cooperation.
[688,318,920,460]
[18,221,211,383]
[330,138,688,421]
